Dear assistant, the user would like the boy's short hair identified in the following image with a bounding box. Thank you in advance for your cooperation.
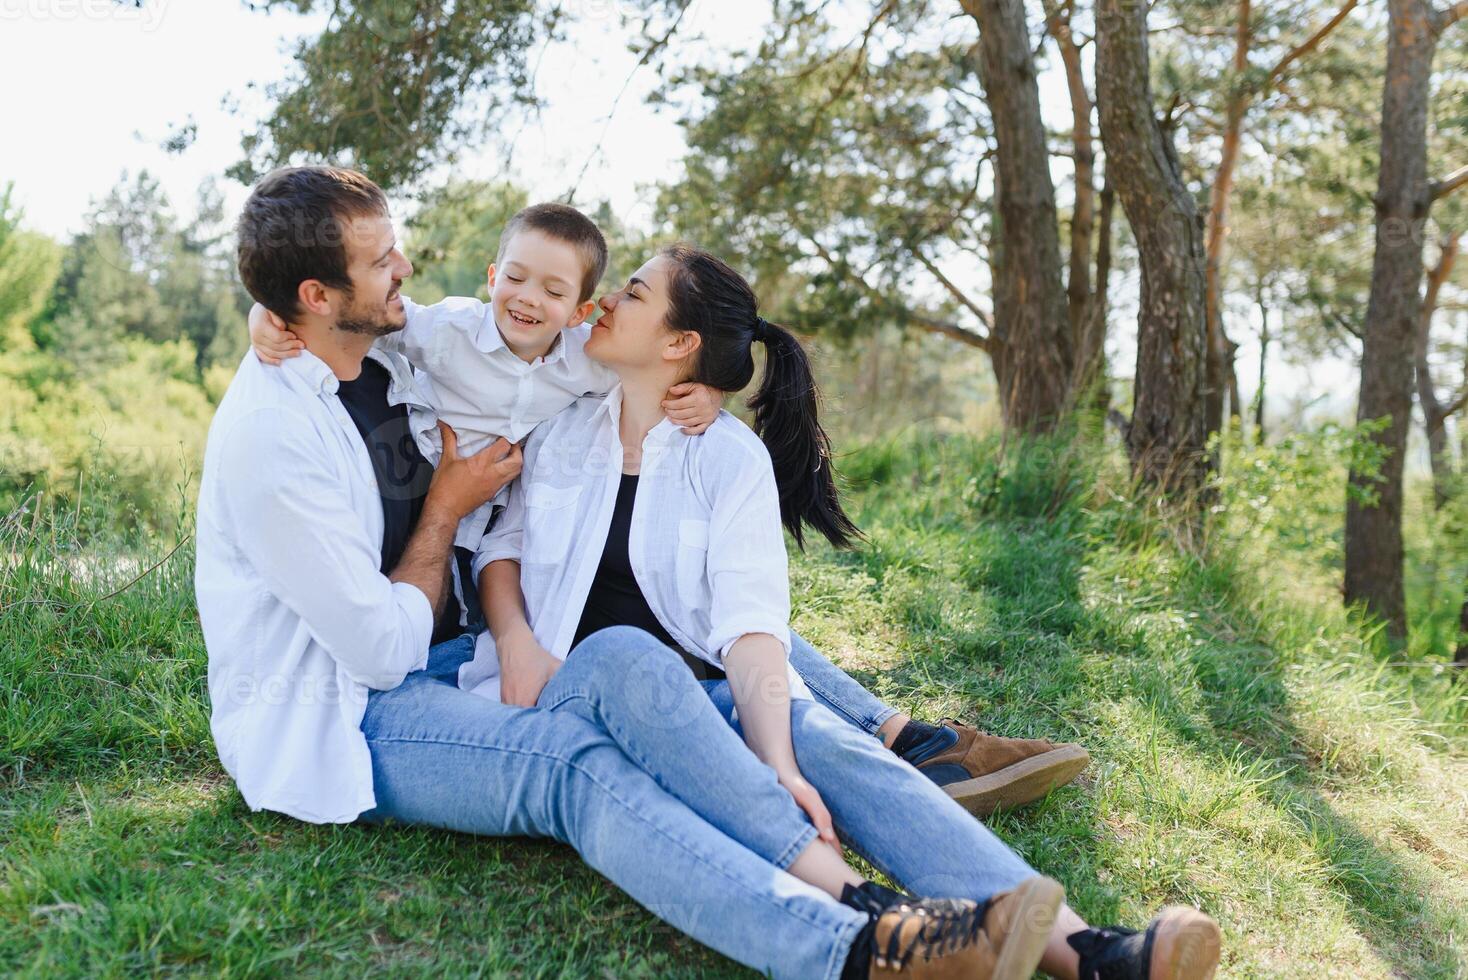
[496,203,609,304]
[237,166,390,320]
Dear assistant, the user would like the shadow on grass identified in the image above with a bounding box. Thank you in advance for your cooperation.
[1152,580,1465,979]
[822,435,1463,977]
[1,771,734,976]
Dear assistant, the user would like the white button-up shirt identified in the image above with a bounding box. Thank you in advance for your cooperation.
[460,387,810,703]
[195,347,437,824]
[382,296,616,547]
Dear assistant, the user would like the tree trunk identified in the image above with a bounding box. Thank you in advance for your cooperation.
[1226,339,1243,425]
[1203,0,1253,445]
[1041,0,1096,347]
[1414,232,1461,509]
[1254,278,1270,441]
[1456,590,1468,665]
[1343,0,1457,640]
[962,0,1075,432]
[1095,0,1210,492]
[1076,180,1115,411]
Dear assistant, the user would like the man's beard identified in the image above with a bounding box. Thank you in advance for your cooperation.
[336,311,400,337]
[336,295,405,337]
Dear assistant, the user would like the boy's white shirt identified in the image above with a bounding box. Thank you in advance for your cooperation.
[378,295,617,549]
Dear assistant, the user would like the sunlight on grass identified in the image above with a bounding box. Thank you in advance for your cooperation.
[3,432,1465,977]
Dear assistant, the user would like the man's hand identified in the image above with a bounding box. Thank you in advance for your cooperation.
[663,382,723,435]
[424,423,523,522]
[498,628,563,707]
[248,302,304,365]
[776,765,842,855]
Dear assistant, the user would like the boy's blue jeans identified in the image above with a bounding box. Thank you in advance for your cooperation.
[361,628,1032,979]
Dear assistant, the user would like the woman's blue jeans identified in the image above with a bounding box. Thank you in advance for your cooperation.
[785,632,901,739]
[536,627,1035,902]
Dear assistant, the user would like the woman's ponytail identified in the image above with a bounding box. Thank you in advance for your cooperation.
[748,319,860,550]
[659,243,860,550]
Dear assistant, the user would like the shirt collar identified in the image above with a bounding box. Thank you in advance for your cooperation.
[278,347,340,395]
[277,344,420,400]
[473,307,569,366]
[591,384,623,424]
[590,386,682,447]
[471,306,509,354]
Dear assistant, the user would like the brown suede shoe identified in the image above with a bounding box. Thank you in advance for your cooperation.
[1145,907,1222,980]
[1069,906,1222,980]
[917,721,1090,817]
[867,876,1064,980]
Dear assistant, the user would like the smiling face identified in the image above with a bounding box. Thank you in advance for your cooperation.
[488,228,598,361]
[335,213,413,336]
[585,255,699,377]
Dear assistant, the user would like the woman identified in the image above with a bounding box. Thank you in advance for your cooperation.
[469,244,1223,980]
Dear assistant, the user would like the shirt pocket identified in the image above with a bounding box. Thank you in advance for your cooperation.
[675,518,710,608]
[524,482,583,560]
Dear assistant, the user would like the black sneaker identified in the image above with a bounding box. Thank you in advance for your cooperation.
[1069,907,1221,980]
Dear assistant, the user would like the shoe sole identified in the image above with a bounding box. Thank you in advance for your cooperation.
[991,876,1064,980]
[941,744,1091,817]
[1150,907,1222,980]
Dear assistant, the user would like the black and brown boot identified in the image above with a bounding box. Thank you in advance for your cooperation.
[1068,907,1222,980]
[842,876,1064,979]
[899,720,1090,817]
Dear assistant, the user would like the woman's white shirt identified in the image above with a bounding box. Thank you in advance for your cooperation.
[461,386,811,703]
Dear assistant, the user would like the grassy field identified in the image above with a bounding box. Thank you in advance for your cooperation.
[2,434,1464,977]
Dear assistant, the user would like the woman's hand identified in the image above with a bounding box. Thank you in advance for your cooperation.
[776,765,842,855]
[663,382,723,435]
[249,302,305,364]
[497,628,562,707]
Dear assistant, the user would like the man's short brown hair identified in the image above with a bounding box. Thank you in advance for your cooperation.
[236,166,390,320]
[496,203,609,304]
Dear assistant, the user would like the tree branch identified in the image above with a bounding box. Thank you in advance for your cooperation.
[1265,0,1359,88]
[910,248,996,331]
[1429,164,1468,201]
[806,238,991,350]
[1433,0,1468,32]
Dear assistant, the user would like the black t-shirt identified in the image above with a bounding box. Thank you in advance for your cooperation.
[335,357,462,639]
[573,473,724,681]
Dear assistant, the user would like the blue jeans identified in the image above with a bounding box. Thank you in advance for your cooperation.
[361,633,867,980]
[786,633,901,739]
[538,627,1035,902]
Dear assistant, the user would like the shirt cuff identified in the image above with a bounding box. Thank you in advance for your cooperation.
[392,580,435,672]
[470,544,522,582]
[716,626,793,662]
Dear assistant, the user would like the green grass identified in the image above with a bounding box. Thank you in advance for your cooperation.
[3,434,1465,977]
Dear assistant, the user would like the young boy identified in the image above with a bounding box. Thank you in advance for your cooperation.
[250,202,722,616]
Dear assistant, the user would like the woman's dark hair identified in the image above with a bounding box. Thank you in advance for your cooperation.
[660,243,860,550]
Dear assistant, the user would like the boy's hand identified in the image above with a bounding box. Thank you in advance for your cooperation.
[424,424,523,522]
[248,302,305,365]
[664,382,723,435]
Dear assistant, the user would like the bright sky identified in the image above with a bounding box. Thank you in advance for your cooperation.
[0,0,1358,429]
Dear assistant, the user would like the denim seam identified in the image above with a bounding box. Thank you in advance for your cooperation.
[367,732,861,944]
[802,680,895,737]
[823,914,867,980]
[773,824,822,872]
[541,687,820,873]
[868,705,900,735]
